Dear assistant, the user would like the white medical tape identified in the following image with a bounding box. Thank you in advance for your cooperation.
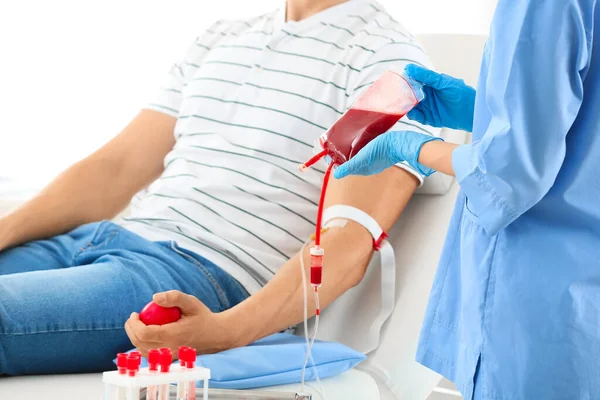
[322,218,348,229]
[322,205,396,354]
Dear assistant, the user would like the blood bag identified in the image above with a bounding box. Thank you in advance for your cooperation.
[300,70,425,170]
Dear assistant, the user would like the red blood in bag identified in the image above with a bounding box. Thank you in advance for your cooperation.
[319,70,421,165]
[139,301,181,326]
[321,109,405,164]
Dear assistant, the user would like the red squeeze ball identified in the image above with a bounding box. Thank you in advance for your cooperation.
[139,301,181,326]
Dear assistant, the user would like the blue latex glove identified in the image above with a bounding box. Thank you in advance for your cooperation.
[333,130,443,179]
[404,64,476,132]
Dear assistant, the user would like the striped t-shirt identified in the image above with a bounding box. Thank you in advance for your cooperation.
[118,0,438,294]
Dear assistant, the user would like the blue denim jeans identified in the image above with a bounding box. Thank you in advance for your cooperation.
[0,221,249,375]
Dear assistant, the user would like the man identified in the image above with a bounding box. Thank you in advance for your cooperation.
[0,0,437,375]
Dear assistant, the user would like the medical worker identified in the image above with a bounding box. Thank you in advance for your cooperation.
[334,0,600,399]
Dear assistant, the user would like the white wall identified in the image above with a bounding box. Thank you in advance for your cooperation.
[0,0,496,186]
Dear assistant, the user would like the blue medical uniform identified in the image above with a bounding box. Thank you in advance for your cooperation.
[416,0,600,399]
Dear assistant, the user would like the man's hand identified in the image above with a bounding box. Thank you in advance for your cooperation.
[124,290,237,357]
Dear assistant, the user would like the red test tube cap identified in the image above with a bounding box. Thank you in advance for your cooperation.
[117,353,128,374]
[185,347,197,368]
[178,346,189,363]
[159,348,172,372]
[126,355,140,377]
[148,349,160,371]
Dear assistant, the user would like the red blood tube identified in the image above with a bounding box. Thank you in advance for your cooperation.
[159,348,172,372]
[158,348,172,400]
[126,355,140,377]
[125,355,141,400]
[147,349,161,400]
[310,247,324,287]
[148,349,160,372]
[117,353,128,375]
[185,347,198,400]
[177,346,190,400]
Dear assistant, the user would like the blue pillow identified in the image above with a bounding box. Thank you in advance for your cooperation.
[117,333,365,389]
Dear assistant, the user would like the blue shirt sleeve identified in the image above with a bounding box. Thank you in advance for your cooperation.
[453,0,593,235]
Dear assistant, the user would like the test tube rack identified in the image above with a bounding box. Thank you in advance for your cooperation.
[103,365,210,399]
[104,347,209,400]
[103,364,210,388]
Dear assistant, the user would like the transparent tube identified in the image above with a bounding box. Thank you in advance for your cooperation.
[147,349,160,400]
[304,289,320,376]
[158,385,169,400]
[299,241,327,400]
[147,371,158,400]
[116,353,128,400]
[104,383,112,400]
[186,366,197,400]
[158,348,172,400]
[177,363,186,400]
[126,387,139,400]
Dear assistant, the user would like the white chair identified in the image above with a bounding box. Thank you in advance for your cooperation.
[0,33,487,400]
[285,33,486,400]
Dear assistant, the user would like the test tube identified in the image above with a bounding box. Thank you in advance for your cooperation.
[158,348,172,400]
[185,347,197,400]
[126,354,141,400]
[116,353,128,400]
[177,346,190,400]
[117,353,128,375]
[147,349,160,400]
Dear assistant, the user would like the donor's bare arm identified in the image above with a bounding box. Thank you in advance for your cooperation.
[221,167,418,348]
[0,110,176,251]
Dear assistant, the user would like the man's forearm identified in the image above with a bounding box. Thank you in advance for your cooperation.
[221,222,373,348]
[217,167,418,349]
[0,157,135,250]
[0,110,176,251]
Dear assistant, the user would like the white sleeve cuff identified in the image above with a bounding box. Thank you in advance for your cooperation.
[394,162,424,187]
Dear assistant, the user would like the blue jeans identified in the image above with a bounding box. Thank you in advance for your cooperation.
[0,221,249,376]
